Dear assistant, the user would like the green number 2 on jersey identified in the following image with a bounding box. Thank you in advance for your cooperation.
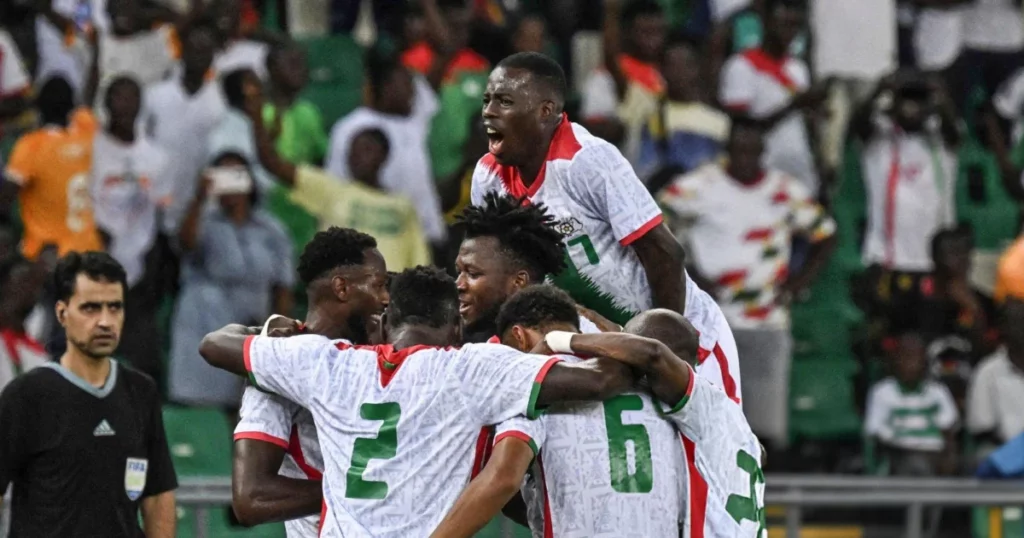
[726,449,767,534]
[603,395,654,493]
[346,402,401,499]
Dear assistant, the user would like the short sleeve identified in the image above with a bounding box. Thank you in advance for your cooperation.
[719,56,758,110]
[580,70,619,120]
[0,32,31,97]
[966,363,997,434]
[453,343,561,424]
[243,334,343,407]
[234,385,297,448]
[494,415,546,459]
[0,378,32,492]
[933,383,959,430]
[469,158,494,207]
[785,177,836,241]
[290,165,340,217]
[654,364,755,452]
[574,144,664,246]
[4,133,37,187]
[411,76,439,127]
[863,383,891,439]
[143,389,179,496]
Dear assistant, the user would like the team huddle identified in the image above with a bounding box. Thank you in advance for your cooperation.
[199,52,764,538]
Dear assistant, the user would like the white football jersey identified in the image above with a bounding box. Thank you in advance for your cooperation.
[471,116,741,402]
[660,365,765,538]
[243,335,559,537]
[496,357,686,538]
[235,388,323,538]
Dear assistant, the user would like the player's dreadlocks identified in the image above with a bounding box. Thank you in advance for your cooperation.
[297,227,378,284]
[456,193,568,281]
[388,266,460,329]
[496,285,580,337]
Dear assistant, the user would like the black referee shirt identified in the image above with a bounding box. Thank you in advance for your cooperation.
[0,359,178,538]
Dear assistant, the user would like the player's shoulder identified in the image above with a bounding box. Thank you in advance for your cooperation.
[868,377,900,398]
[330,106,379,136]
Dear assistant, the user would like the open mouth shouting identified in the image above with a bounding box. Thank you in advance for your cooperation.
[485,123,505,156]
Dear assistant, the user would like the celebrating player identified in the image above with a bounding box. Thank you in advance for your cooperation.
[432,285,687,538]
[455,192,603,343]
[564,309,766,538]
[472,51,742,402]
[199,266,636,537]
[231,228,390,536]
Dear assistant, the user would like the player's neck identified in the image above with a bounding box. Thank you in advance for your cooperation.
[519,130,557,187]
[59,348,112,388]
[389,326,451,350]
[303,309,352,341]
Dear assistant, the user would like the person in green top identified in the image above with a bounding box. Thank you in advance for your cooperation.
[246,88,431,272]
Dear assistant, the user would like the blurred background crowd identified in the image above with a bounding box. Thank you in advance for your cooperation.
[1,0,1024,535]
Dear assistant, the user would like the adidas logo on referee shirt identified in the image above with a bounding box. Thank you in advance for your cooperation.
[93,420,116,437]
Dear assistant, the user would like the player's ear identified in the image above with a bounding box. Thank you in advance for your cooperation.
[331,274,348,301]
[55,301,67,326]
[511,325,529,352]
[511,270,530,293]
[539,99,555,123]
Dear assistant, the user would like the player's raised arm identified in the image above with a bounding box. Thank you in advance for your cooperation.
[198,323,264,376]
[549,309,701,408]
[533,356,635,409]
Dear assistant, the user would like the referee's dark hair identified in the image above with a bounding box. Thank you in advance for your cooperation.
[53,251,128,303]
[456,192,568,282]
[297,227,378,284]
[496,284,580,337]
[387,266,459,329]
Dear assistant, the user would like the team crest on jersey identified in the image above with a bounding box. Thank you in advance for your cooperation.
[124,458,148,501]
[553,217,584,238]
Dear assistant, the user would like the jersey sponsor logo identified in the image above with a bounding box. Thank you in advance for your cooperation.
[124,458,148,501]
[93,419,116,436]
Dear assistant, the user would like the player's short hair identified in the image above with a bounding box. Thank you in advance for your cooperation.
[53,251,128,303]
[457,193,567,281]
[36,76,76,125]
[297,227,378,284]
[353,127,391,157]
[103,76,141,112]
[387,266,460,328]
[222,68,256,110]
[624,309,698,364]
[495,285,580,336]
[496,52,567,105]
[622,0,664,27]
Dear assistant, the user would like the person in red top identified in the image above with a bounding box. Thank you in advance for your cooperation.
[402,0,490,90]
[0,255,49,391]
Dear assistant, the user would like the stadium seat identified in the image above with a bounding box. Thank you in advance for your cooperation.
[161,406,234,478]
[299,35,366,129]
[955,141,1021,251]
[789,360,861,441]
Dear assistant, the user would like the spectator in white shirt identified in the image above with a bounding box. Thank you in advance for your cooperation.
[0,28,31,121]
[326,50,445,250]
[207,0,269,80]
[968,238,1024,457]
[851,72,962,332]
[718,0,830,195]
[659,118,837,449]
[141,23,227,233]
[864,329,960,476]
[90,76,172,384]
[950,0,1024,112]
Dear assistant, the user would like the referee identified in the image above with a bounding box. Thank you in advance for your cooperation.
[0,252,177,537]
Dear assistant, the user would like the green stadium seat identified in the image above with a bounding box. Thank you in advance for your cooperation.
[955,142,1021,252]
[162,406,233,478]
[176,506,286,538]
[789,360,861,441]
[299,35,366,129]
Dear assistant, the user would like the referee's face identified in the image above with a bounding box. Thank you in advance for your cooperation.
[59,275,125,359]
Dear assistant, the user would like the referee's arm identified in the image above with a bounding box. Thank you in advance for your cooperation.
[141,390,178,538]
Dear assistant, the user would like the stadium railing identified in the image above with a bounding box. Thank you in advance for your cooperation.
[175,475,1024,538]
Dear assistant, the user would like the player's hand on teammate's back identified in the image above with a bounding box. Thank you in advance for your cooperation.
[262,314,302,337]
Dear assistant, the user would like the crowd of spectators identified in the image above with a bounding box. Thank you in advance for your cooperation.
[1,0,1023,487]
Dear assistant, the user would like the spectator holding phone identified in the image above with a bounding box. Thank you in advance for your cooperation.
[851,71,963,335]
[166,152,293,409]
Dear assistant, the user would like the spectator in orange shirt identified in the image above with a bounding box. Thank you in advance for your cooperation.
[1,77,102,261]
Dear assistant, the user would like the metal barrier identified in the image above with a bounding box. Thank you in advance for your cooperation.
[176,475,1024,538]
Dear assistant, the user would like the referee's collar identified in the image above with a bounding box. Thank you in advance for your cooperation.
[40,359,119,399]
